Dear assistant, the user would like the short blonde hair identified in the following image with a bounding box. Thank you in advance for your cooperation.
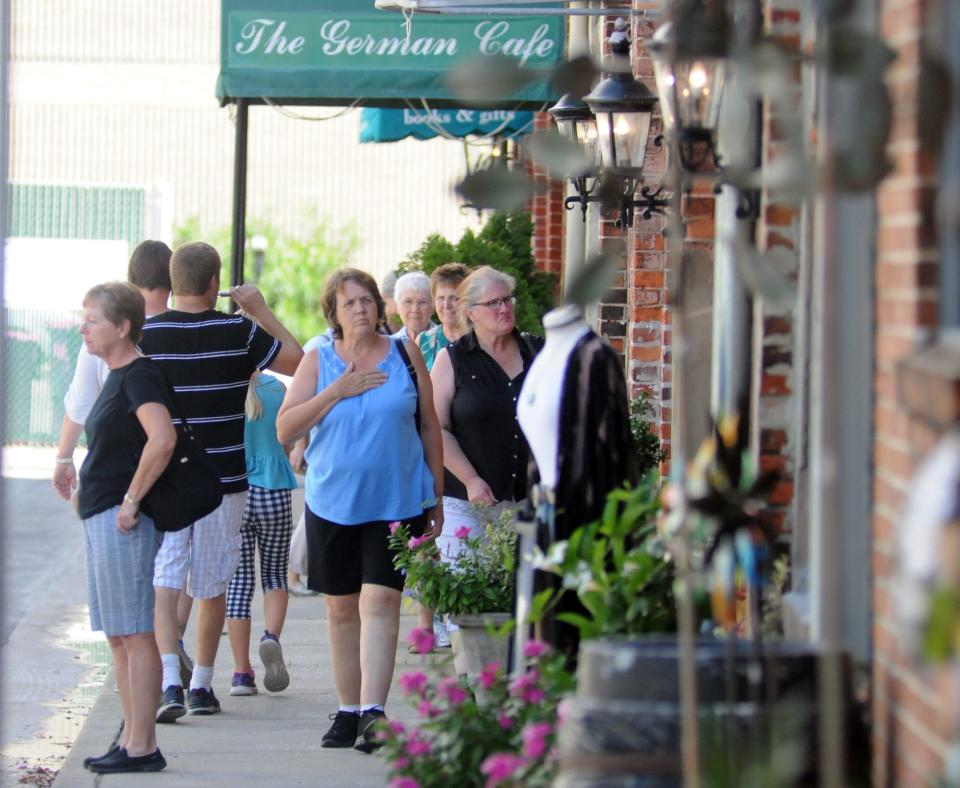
[83,282,146,343]
[458,266,516,328]
[171,242,221,296]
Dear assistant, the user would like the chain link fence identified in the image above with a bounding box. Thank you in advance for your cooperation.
[3,307,82,445]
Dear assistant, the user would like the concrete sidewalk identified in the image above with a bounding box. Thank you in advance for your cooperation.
[54,599,445,787]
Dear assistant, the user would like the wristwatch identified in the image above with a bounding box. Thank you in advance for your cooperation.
[123,493,139,508]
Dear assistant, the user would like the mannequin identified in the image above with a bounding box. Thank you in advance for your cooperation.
[517,304,591,489]
[517,304,636,660]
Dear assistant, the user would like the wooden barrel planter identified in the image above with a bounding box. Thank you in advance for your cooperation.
[554,637,848,787]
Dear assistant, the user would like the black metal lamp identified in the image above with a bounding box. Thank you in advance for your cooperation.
[582,18,669,228]
[647,7,729,172]
[548,92,601,218]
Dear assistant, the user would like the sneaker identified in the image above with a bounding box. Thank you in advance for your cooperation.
[177,639,194,687]
[88,748,166,774]
[156,685,186,723]
[187,687,221,715]
[288,581,319,597]
[433,614,452,649]
[258,631,290,693]
[354,710,387,754]
[230,671,258,696]
[321,710,360,748]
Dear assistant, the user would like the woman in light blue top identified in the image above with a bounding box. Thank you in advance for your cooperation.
[277,268,443,753]
[226,371,298,697]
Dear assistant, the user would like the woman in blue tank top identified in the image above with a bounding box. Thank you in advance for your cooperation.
[277,268,443,753]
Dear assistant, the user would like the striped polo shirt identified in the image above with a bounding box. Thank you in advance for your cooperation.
[139,309,280,495]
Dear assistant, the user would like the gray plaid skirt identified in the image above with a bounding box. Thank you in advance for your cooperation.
[82,506,162,636]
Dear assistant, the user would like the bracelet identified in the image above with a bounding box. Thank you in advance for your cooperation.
[123,493,139,507]
[55,456,74,465]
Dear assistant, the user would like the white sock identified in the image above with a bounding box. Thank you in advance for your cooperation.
[339,704,361,714]
[161,654,181,689]
[190,664,214,692]
[361,703,385,714]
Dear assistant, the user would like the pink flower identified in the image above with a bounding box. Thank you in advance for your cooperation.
[407,535,427,550]
[510,668,545,704]
[406,737,432,757]
[478,662,501,690]
[388,720,407,735]
[454,525,472,539]
[480,753,526,787]
[399,671,428,696]
[521,721,553,759]
[497,713,513,730]
[391,757,410,770]
[522,640,550,658]
[388,521,402,535]
[407,627,435,655]
[437,676,468,706]
[417,699,441,718]
[389,778,419,788]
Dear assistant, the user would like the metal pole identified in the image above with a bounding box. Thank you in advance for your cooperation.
[0,0,11,747]
[230,98,249,313]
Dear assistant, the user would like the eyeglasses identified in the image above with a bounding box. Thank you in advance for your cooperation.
[470,295,516,310]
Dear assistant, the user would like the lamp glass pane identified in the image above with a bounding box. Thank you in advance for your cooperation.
[652,59,678,132]
[575,118,600,166]
[612,110,651,170]
[674,58,725,130]
[595,110,615,169]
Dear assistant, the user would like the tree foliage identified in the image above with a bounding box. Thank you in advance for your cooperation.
[400,211,556,335]
[173,213,358,343]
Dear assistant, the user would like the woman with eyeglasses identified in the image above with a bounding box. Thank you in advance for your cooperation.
[430,265,544,559]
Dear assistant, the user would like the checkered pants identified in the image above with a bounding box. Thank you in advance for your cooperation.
[226,486,293,620]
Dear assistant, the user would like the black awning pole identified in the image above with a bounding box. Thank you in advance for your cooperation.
[229,98,249,313]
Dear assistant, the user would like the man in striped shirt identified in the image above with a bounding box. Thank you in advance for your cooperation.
[139,241,302,720]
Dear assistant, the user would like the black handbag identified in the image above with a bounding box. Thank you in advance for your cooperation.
[136,370,223,532]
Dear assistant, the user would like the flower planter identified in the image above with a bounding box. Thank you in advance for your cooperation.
[448,612,512,700]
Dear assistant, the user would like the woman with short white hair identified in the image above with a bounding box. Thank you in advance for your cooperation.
[392,271,434,343]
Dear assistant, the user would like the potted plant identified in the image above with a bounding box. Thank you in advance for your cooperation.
[390,509,518,679]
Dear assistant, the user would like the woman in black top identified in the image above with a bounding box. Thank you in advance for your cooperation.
[430,266,543,550]
[68,282,176,774]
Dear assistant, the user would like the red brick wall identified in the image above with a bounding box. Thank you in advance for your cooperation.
[755,0,803,539]
[527,112,566,280]
[872,0,954,783]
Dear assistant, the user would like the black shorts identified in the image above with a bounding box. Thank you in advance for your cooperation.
[304,505,426,595]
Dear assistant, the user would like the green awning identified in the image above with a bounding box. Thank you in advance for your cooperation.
[217,0,565,108]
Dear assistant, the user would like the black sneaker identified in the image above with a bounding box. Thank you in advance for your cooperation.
[321,710,360,748]
[354,710,387,754]
[156,685,186,723]
[187,687,221,715]
[83,745,119,770]
[88,748,166,774]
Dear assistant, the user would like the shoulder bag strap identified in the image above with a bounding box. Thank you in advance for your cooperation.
[393,338,421,434]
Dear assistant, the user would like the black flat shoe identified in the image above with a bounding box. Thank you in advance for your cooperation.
[82,745,120,770]
[88,748,166,774]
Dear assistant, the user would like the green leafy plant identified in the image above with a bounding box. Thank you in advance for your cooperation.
[390,509,518,616]
[399,211,556,335]
[173,212,358,342]
[630,390,668,476]
[531,477,677,639]
[380,638,575,788]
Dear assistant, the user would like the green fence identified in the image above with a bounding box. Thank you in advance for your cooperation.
[3,307,84,445]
